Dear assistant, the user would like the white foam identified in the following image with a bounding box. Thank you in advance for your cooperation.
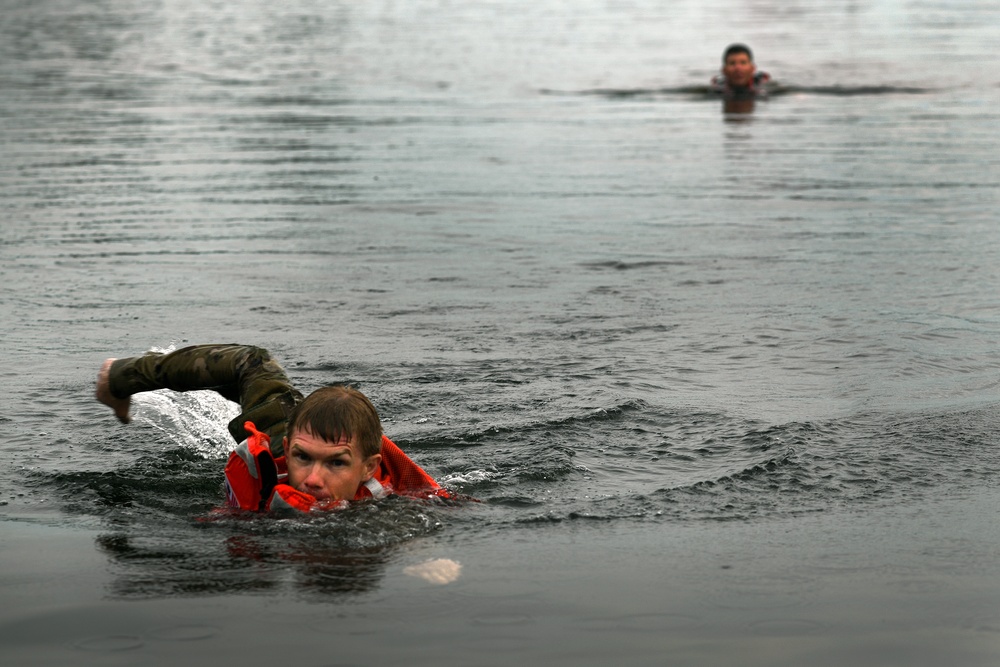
[130,344,240,458]
[440,469,496,486]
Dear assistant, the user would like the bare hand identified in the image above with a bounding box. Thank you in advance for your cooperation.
[95,358,131,424]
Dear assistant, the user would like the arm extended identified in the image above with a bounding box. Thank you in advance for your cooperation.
[95,344,302,450]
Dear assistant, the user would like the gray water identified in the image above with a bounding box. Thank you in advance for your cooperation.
[2,1,1000,665]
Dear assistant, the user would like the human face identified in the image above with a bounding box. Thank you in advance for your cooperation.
[283,428,380,503]
[722,52,756,87]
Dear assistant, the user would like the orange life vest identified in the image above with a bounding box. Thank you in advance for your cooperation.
[223,421,450,512]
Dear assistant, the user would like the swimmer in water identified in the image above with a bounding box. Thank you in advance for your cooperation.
[709,43,772,99]
[95,345,453,513]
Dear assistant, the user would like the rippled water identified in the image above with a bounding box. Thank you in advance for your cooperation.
[2,1,1000,665]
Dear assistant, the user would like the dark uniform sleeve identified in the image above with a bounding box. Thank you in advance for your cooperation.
[107,344,302,454]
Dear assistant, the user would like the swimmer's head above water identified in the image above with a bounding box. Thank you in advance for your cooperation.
[720,43,757,88]
[709,43,771,102]
[281,385,384,503]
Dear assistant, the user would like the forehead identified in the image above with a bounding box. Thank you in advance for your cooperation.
[725,53,752,64]
[289,428,356,453]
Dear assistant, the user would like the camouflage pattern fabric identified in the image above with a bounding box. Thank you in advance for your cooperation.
[108,344,303,455]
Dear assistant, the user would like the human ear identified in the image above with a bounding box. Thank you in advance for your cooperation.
[363,454,382,480]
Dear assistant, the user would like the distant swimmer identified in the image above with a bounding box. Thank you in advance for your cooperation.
[709,43,772,99]
[95,344,455,514]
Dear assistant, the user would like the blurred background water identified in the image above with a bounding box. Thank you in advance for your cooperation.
[1,1,999,665]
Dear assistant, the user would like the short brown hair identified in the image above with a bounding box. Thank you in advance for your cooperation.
[286,385,383,458]
[723,43,753,63]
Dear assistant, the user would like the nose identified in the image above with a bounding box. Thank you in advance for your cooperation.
[301,464,324,491]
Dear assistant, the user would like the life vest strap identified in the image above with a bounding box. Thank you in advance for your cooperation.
[364,477,389,499]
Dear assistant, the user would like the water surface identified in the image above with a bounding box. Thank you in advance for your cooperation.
[2,1,999,665]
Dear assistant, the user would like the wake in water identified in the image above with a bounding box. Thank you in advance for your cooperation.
[44,383,1000,522]
[540,84,935,99]
[19,339,998,600]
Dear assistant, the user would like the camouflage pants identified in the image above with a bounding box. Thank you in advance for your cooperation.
[109,344,303,454]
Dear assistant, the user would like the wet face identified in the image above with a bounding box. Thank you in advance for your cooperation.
[722,52,756,87]
[284,428,380,502]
